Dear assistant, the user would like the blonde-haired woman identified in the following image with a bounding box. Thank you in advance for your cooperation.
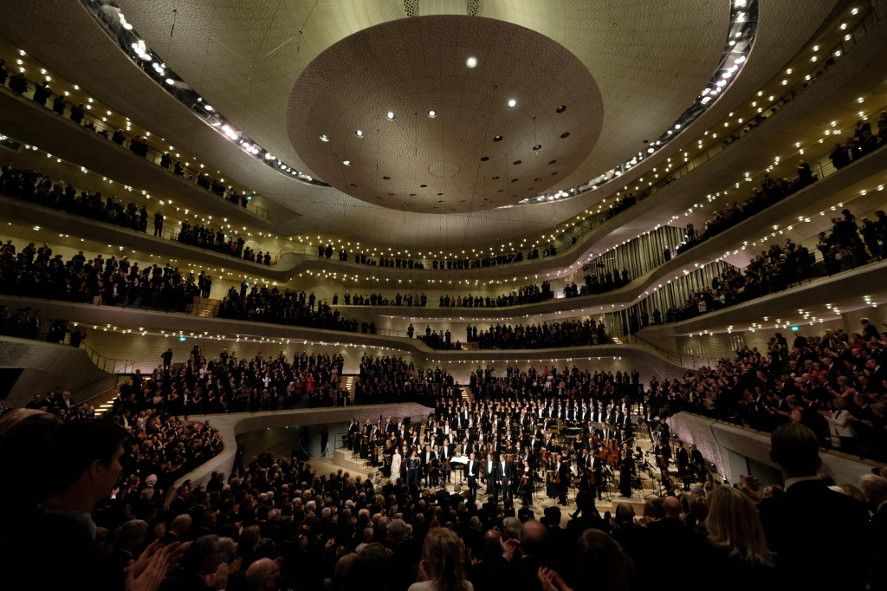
[705,485,775,590]
[409,527,473,591]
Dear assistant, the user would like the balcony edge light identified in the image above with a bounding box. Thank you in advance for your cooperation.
[518,0,759,206]
[80,1,328,188]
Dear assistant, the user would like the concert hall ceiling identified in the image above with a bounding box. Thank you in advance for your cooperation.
[0,0,839,247]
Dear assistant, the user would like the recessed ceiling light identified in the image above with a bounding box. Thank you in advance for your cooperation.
[386,111,395,120]
[319,134,329,142]
[342,160,351,166]
[480,156,489,161]
[556,105,567,113]
[427,110,437,118]
[507,98,517,108]
[493,135,503,142]
[355,129,364,138]
[466,56,478,68]
[560,132,570,138]
[164,78,174,85]
[532,144,542,150]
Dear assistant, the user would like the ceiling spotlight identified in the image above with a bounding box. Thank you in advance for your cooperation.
[386,111,395,120]
[164,78,175,85]
[355,129,365,138]
[342,160,351,166]
[532,144,542,150]
[556,105,567,113]
[466,56,478,69]
[319,134,329,142]
[427,110,437,118]
[507,98,517,108]
[493,135,504,142]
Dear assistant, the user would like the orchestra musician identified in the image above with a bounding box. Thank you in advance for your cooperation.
[517,459,534,506]
[497,454,513,505]
[557,455,571,506]
[619,442,635,498]
[466,452,479,500]
[406,450,421,489]
[483,452,498,502]
[421,444,438,487]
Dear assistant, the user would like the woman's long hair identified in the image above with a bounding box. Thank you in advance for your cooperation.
[420,527,469,591]
[705,485,773,566]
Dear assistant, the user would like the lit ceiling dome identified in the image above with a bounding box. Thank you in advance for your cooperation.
[286,16,603,213]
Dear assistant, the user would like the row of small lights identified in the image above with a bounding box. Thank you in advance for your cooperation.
[517,0,760,206]
[5,46,264,199]
[377,176,885,327]
[70,321,413,355]
[573,99,880,274]
[9,138,286,248]
[689,293,879,337]
[430,356,624,365]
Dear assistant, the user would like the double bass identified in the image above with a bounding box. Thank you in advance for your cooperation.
[606,439,621,468]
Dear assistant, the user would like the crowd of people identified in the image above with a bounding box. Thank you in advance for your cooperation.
[649,322,887,462]
[677,162,817,255]
[628,211,884,332]
[0,162,270,266]
[218,285,374,334]
[439,282,553,308]
[414,326,461,350]
[335,292,428,307]
[467,319,610,350]
[0,305,86,346]
[177,222,272,266]
[0,60,257,212]
[115,347,348,413]
[566,269,632,298]
[354,356,456,405]
[1,329,886,590]
[829,114,887,170]
[0,240,204,313]
[3,383,884,591]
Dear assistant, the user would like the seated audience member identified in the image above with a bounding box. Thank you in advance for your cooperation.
[757,423,869,590]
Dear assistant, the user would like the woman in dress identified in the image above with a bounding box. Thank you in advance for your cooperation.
[390,446,402,482]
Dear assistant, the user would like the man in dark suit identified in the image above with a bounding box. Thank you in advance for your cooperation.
[758,423,869,591]
[498,454,513,505]
[466,452,479,500]
[3,419,128,589]
[484,452,498,503]
[439,440,453,484]
[421,444,438,488]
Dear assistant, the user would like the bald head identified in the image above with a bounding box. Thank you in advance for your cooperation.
[663,496,682,519]
[520,519,547,556]
[245,558,279,591]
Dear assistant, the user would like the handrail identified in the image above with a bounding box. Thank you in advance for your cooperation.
[79,342,136,374]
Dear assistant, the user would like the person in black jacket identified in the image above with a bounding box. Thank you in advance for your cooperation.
[758,423,870,591]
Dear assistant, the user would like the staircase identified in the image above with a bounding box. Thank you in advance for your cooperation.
[89,383,123,417]
[339,375,357,402]
[329,448,373,477]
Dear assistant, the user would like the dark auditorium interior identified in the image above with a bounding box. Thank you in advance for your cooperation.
[1,1,887,590]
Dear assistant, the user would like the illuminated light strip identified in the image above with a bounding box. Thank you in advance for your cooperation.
[519,0,759,205]
[80,0,327,187]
